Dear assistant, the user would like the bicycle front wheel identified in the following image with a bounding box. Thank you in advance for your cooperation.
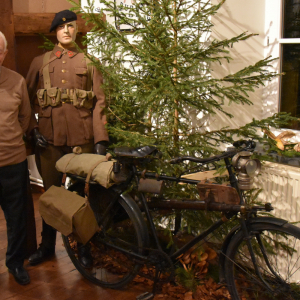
[63,191,148,289]
[225,222,300,300]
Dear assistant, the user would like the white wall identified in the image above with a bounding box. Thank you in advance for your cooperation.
[263,0,281,120]
[209,0,275,132]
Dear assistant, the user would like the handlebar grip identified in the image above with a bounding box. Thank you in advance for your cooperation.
[233,140,247,148]
[233,139,256,150]
[169,157,183,164]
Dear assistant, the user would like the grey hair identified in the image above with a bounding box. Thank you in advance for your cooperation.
[0,32,7,51]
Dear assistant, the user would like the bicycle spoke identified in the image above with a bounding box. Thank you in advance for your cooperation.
[225,223,300,300]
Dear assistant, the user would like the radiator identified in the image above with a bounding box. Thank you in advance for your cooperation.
[256,161,300,223]
[256,162,300,282]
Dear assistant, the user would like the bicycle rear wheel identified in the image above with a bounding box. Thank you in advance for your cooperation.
[63,184,148,289]
[225,222,300,300]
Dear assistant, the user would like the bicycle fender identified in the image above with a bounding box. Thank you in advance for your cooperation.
[120,193,149,246]
[218,216,289,283]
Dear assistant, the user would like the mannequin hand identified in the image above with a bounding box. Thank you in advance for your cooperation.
[94,141,107,155]
[33,128,48,148]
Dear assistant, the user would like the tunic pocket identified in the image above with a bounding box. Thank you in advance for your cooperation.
[38,106,53,141]
[75,67,88,89]
[78,108,93,140]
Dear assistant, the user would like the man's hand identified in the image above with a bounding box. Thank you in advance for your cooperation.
[94,141,107,155]
[32,128,48,148]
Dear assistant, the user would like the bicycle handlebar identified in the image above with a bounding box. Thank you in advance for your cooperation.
[169,140,256,165]
[232,139,256,149]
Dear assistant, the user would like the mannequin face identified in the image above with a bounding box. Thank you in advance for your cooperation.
[0,36,8,66]
[56,21,78,48]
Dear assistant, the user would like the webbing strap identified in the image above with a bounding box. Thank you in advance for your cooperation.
[84,156,108,196]
[42,51,55,89]
[42,52,93,91]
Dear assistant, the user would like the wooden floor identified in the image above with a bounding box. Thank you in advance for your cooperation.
[0,186,150,300]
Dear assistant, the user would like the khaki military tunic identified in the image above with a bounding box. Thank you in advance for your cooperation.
[26,44,109,147]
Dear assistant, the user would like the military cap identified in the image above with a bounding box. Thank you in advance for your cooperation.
[50,10,77,32]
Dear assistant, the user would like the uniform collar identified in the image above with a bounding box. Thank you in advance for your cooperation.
[52,44,79,58]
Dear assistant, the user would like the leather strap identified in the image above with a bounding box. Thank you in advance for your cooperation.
[84,156,108,196]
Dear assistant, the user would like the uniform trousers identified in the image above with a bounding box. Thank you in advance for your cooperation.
[0,160,28,269]
[37,143,94,250]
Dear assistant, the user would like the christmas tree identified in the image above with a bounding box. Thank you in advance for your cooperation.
[68,0,292,162]
[67,0,296,219]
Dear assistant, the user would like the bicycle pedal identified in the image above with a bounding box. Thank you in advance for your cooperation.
[136,292,154,300]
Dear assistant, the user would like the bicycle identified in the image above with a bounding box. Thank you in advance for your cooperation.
[61,140,300,300]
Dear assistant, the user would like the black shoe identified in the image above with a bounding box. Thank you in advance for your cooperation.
[8,266,30,285]
[28,246,55,266]
[77,243,93,268]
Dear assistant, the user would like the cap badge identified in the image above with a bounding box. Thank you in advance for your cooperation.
[62,17,66,21]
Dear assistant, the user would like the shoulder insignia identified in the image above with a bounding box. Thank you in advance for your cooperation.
[55,51,62,58]
[68,51,74,57]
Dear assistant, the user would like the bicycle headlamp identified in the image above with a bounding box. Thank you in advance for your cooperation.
[232,151,261,190]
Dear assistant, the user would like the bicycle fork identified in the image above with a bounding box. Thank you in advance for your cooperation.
[239,217,275,292]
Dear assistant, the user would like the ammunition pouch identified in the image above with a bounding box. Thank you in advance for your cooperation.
[47,87,61,107]
[37,89,47,108]
[73,89,94,109]
[36,88,94,109]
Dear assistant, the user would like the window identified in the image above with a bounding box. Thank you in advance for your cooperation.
[280,0,300,129]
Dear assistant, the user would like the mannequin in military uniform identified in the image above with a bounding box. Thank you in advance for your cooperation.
[26,10,109,266]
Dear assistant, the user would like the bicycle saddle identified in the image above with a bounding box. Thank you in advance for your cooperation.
[114,146,158,157]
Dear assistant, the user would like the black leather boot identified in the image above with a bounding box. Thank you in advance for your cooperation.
[77,243,93,268]
[8,266,30,285]
[28,245,55,266]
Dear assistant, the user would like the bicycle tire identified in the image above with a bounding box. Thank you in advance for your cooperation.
[225,222,300,300]
[62,187,148,289]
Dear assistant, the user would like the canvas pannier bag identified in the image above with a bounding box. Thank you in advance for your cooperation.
[39,185,99,244]
[55,153,128,188]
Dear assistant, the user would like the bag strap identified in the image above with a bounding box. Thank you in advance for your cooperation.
[84,156,108,196]
[63,153,77,173]
[41,51,57,89]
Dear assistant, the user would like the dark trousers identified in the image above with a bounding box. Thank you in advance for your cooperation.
[37,143,94,250]
[0,160,28,269]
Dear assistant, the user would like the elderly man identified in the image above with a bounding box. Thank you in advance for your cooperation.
[0,31,31,285]
[26,10,109,267]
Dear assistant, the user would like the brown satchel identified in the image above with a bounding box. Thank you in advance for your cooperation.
[39,186,99,244]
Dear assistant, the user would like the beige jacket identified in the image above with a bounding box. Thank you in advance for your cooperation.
[26,44,109,147]
[0,67,31,167]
